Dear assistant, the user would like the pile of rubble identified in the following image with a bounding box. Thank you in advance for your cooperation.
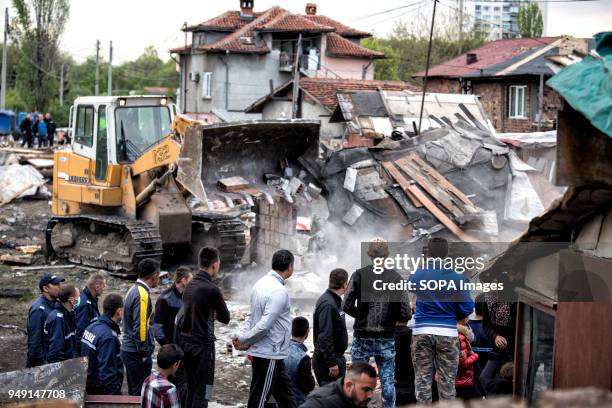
[0,147,54,206]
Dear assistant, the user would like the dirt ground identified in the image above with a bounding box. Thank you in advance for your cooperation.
[0,193,384,407]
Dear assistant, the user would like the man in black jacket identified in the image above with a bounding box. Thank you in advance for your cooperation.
[313,268,349,386]
[179,247,230,408]
[300,361,377,408]
[342,238,411,408]
[44,113,56,146]
[153,266,193,346]
[19,113,33,148]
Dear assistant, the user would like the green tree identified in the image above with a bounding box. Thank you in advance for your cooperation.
[363,14,486,84]
[518,3,544,38]
[362,37,400,80]
[10,0,70,111]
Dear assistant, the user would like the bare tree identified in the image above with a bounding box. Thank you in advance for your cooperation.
[11,0,70,110]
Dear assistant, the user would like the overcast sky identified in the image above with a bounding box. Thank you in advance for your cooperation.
[1,0,611,63]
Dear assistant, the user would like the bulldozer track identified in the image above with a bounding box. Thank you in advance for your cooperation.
[192,212,247,272]
[46,215,163,277]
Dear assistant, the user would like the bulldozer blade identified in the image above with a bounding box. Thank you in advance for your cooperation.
[176,123,210,206]
[198,120,320,190]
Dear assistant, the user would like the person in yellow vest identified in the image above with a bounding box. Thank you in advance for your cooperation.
[120,259,160,395]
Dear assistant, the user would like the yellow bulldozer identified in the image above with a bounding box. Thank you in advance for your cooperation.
[46,95,319,277]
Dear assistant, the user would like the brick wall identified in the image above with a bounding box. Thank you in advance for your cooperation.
[253,197,297,264]
[472,81,505,131]
[426,78,462,93]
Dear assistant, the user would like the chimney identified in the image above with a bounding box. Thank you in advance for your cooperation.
[240,0,254,19]
[305,3,317,15]
[466,53,478,64]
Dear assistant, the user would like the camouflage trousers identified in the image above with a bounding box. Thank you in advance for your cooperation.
[411,333,460,403]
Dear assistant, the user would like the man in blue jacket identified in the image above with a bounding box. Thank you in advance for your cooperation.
[120,258,160,396]
[409,237,475,403]
[82,293,124,395]
[43,284,80,363]
[26,274,64,367]
[76,272,107,355]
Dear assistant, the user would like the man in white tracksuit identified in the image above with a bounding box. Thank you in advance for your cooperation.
[232,250,296,408]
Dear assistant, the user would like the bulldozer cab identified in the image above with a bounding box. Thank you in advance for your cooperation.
[69,96,175,182]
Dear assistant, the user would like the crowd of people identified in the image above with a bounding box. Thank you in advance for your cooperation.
[18,112,58,148]
[25,238,516,407]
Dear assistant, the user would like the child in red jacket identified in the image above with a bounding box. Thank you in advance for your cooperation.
[456,318,481,399]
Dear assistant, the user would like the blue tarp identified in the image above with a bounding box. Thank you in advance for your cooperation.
[547,32,612,138]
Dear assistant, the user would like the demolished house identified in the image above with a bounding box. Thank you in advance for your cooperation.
[232,90,562,277]
[478,31,612,403]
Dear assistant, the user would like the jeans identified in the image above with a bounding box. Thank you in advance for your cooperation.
[351,336,396,408]
[121,350,153,396]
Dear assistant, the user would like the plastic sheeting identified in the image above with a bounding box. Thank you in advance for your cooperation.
[546,32,612,138]
[0,164,46,205]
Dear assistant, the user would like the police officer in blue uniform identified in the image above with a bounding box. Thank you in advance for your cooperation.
[76,272,107,355]
[43,284,80,363]
[26,274,64,367]
[82,293,124,395]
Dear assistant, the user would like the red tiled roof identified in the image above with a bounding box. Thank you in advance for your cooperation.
[302,15,371,38]
[187,10,264,31]
[299,77,415,111]
[200,7,285,54]
[325,33,384,59]
[178,7,375,55]
[417,37,560,78]
[255,12,335,33]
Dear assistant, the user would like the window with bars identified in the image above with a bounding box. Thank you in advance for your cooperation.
[509,85,527,119]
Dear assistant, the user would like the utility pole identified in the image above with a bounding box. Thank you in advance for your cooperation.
[0,8,9,110]
[107,41,113,96]
[458,0,463,53]
[418,0,438,134]
[94,40,100,95]
[59,63,66,106]
[291,33,302,119]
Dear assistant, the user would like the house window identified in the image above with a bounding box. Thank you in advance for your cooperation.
[509,85,527,119]
[202,72,212,99]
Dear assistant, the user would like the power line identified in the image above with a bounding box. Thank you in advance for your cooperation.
[357,1,432,28]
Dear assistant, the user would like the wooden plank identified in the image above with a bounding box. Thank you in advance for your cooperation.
[381,161,422,207]
[382,161,478,242]
[12,264,76,272]
[401,153,476,207]
[394,158,465,218]
[0,253,34,265]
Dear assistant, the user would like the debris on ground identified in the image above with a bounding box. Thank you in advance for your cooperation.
[0,164,49,206]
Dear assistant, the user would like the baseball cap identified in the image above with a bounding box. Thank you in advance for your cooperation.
[39,274,65,290]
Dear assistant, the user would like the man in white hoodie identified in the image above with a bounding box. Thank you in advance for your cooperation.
[232,250,296,408]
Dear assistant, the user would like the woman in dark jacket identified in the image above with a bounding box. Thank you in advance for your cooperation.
[479,289,517,395]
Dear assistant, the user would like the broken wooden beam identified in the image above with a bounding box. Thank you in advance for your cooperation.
[381,161,423,208]
[395,158,465,218]
[382,161,479,242]
[404,153,476,207]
